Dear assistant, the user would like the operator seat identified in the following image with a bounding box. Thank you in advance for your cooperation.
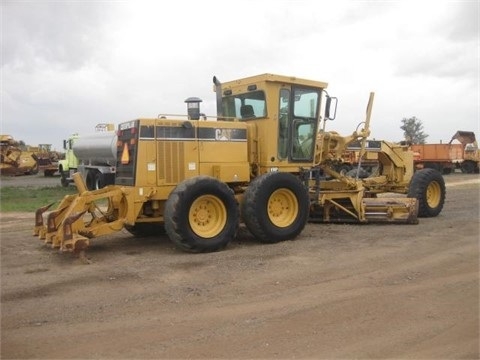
[240,105,256,119]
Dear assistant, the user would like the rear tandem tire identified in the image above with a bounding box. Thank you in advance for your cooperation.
[85,170,96,191]
[408,168,446,217]
[94,172,105,189]
[164,176,239,253]
[461,161,476,174]
[242,172,310,243]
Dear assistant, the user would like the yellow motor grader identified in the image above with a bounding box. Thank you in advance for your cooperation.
[33,73,445,256]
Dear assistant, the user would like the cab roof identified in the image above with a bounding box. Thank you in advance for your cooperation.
[220,73,329,90]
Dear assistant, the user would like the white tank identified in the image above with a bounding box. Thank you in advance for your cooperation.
[73,131,117,164]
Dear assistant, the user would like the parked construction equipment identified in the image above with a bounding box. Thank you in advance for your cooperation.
[27,144,61,177]
[1,135,63,177]
[333,139,381,177]
[34,73,446,257]
[0,135,38,176]
[411,130,479,174]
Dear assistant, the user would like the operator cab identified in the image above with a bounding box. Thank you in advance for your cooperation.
[215,74,335,172]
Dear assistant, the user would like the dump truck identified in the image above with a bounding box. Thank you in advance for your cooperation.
[411,130,479,174]
[450,130,479,173]
[58,123,117,190]
[0,135,38,176]
[34,73,446,258]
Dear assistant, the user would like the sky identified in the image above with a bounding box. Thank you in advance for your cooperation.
[1,0,479,151]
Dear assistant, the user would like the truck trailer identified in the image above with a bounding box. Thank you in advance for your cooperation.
[411,130,479,174]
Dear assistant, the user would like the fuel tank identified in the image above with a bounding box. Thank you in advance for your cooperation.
[72,131,117,164]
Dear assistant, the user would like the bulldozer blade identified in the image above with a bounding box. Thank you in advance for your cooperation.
[363,197,418,224]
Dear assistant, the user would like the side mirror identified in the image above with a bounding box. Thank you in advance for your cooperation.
[325,96,338,120]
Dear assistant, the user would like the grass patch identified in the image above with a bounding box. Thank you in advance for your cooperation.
[0,186,77,212]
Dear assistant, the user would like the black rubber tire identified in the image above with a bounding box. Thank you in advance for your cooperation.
[461,161,476,174]
[242,172,309,243]
[164,176,239,253]
[125,223,166,237]
[59,166,69,187]
[85,170,96,191]
[104,173,115,186]
[346,167,370,179]
[30,163,39,175]
[94,172,105,190]
[408,168,446,217]
[338,164,352,174]
[60,175,69,187]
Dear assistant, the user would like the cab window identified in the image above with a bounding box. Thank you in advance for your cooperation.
[222,90,266,120]
[293,88,319,118]
[291,88,319,160]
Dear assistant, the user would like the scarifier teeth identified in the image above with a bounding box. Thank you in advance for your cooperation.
[46,206,69,233]
[33,203,56,237]
[35,203,55,227]
[63,211,87,241]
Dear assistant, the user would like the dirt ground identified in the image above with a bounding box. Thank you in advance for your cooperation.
[1,174,479,359]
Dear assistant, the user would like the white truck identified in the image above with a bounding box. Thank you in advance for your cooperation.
[59,124,117,190]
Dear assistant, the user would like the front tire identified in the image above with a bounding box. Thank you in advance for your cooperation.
[60,174,69,187]
[164,176,239,253]
[59,166,69,187]
[408,168,446,217]
[242,172,310,243]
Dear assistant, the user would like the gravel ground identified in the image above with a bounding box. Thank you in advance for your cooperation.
[1,173,479,359]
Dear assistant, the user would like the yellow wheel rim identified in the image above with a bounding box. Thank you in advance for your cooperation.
[426,181,441,208]
[189,195,227,238]
[267,188,298,227]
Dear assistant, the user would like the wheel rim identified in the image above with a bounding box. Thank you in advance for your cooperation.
[426,181,441,208]
[267,188,298,227]
[189,195,227,238]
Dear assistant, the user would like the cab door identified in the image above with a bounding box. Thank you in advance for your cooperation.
[278,87,320,162]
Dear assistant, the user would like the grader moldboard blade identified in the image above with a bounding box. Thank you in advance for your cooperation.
[33,172,126,261]
[308,169,419,225]
[362,197,418,224]
[310,194,418,224]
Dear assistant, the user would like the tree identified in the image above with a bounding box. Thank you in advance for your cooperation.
[400,116,428,144]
